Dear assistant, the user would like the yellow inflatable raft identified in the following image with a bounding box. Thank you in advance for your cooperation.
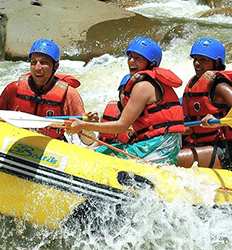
[0,121,232,229]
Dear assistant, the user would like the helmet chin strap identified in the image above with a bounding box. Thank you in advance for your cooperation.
[47,61,59,82]
[215,59,225,71]
[148,61,157,69]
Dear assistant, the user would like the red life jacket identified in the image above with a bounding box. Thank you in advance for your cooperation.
[98,101,130,143]
[55,73,81,88]
[183,70,232,145]
[122,67,185,142]
[13,74,79,139]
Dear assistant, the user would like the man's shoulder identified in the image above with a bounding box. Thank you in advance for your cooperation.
[4,80,19,90]
[66,84,82,99]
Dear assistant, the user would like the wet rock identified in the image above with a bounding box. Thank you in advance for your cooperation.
[84,15,155,57]
[0,13,7,60]
[109,0,142,8]
[197,0,232,8]
[0,0,190,62]
[98,0,143,8]
[199,7,232,17]
[0,0,138,61]
[62,14,161,62]
[225,42,232,64]
[160,25,185,47]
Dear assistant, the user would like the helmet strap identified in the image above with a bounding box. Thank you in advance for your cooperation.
[148,61,157,69]
[53,62,59,73]
[45,61,58,87]
[215,59,225,71]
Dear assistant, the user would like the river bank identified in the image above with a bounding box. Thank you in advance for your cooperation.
[0,0,154,62]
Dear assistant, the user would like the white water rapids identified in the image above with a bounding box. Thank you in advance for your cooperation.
[1,0,232,249]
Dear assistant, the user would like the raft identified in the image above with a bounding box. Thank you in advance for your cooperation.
[0,121,232,229]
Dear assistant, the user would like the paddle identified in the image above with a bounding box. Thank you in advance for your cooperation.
[0,110,67,128]
[184,108,232,128]
[0,110,139,160]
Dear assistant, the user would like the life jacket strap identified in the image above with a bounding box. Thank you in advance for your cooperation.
[16,94,62,106]
[134,120,184,139]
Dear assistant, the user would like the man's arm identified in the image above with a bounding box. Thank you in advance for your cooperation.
[201,82,232,127]
[63,87,85,115]
[0,82,17,110]
[215,83,232,107]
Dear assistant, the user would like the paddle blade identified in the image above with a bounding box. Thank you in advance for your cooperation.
[219,109,232,128]
[220,118,232,128]
[0,110,65,128]
[225,108,232,118]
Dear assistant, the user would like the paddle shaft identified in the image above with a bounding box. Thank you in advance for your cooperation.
[184,119,220,127]
[79,131,140,160]
[184,108,232,128]
[46,115,87,120]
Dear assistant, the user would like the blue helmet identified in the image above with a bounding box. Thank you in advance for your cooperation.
[118,74,130,90]
[29,39,60,62]
[190,37,225,66]
[126,36,162,66]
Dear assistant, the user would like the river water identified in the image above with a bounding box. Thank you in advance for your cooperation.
[1,0,232,249]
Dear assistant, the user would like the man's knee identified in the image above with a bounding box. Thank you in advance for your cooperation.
[177,146,222,169]
[177,148,196,168]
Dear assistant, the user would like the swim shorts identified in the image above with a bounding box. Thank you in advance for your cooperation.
[95,133,182,165]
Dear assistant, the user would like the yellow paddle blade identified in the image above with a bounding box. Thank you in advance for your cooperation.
[225,108,232,119]
[220,108,232,128]
[220,118,232,128]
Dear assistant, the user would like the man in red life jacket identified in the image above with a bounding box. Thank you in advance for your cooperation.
[0,38,86,140]
[66,36,185,165]
[177,37,232,169]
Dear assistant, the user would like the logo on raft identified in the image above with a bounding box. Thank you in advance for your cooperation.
[8,143,60,167]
